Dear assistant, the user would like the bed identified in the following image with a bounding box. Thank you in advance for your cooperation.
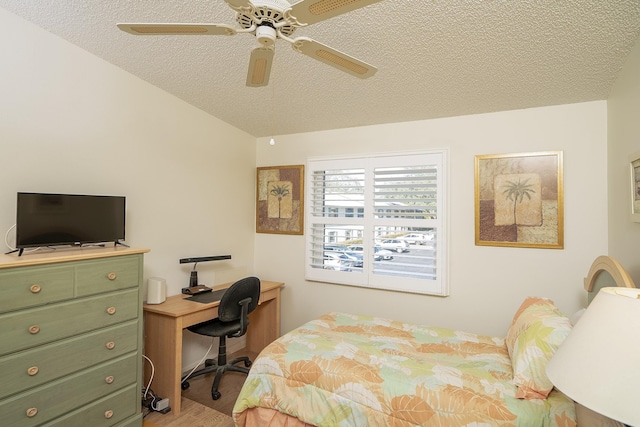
[233,256,635,426]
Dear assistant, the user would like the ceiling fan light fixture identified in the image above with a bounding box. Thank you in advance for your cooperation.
[256,25,277,46]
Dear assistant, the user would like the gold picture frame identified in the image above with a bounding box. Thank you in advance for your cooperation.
[475,151,564,249]
[629,151,640,222]
[256,165,304,235]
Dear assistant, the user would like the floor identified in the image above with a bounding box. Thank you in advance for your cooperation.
[145,350,256,424]
[144,397,234,427]
[181,359,252,416]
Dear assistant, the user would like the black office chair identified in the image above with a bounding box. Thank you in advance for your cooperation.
[180,276,261,400]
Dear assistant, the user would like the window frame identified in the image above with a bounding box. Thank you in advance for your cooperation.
[304,150,449,296]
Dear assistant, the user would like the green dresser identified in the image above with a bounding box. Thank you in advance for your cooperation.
[0,247,149,427]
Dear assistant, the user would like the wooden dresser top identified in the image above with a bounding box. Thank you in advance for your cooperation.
[0,246,149,269]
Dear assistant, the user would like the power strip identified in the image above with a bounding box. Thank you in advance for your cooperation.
[142,395,171,414]
[154,398,171,413]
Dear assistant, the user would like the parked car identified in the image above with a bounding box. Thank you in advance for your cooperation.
[323,252,353,271]
[324,244,347,252]
[379,239,410,253]
[348,245,395,261]
[348,245,381,261]
[374,246,394,260]
[402,233,429,245]
[340,250,364,267]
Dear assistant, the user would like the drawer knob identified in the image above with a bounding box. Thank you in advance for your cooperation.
[106,341,115,350]
[107,272,117,281]
[105,375,114,384]
[27,366,39,376]
[106,306,117,315]
[26,407,38,418]
[104,410,114,419]
[30,284,41,293]
[29,325,40,335]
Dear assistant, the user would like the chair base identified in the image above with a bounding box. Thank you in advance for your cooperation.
[181,356,252,400]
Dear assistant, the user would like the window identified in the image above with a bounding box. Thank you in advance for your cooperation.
[305,150,448,296]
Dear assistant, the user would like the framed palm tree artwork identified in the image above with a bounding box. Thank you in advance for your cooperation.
[474,151,564,249]
[629,151,640,223]
[256,165,304,234]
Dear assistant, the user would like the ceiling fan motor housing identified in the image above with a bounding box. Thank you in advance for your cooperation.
[236,0,296,37]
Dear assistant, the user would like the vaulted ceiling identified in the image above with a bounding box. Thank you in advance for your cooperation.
[1,0,639,137]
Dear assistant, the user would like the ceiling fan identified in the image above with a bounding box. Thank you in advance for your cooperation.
[117,0,383,87]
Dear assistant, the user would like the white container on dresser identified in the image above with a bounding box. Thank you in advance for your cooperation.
[0,246,149,427]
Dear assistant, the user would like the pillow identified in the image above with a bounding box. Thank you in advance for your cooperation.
[506,297,572,399]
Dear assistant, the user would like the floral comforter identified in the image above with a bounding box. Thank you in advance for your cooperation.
[233,312,576,427]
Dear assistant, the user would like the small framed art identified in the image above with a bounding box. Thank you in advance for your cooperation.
[629,151,640,222]
[256,164,304,235]
[475,151,564,249]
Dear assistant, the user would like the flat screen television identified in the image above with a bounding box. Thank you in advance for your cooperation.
[16,192,126,251]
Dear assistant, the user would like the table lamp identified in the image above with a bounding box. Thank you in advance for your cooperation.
[546,287,640,426]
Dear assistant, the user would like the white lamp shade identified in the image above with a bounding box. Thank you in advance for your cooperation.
[546,287,640,426]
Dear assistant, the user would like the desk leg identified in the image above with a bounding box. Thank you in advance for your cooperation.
[246,287,281,353]
[144,312,184,415]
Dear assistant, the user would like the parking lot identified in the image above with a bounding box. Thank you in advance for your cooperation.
[373,244,436,278]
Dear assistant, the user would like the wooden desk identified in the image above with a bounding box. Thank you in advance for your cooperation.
[143,280,283,415]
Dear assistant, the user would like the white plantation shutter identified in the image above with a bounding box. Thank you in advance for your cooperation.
[305,151,448,296]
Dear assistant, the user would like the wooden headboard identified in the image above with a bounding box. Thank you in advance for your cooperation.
[583,255,636,304]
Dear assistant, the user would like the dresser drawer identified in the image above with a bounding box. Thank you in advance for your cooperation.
[0,265,74,314]
[0,320,138,400]
[0,353,137,427]
[76,255,140,296]
[39,384,140,427]
[0,288,139,356]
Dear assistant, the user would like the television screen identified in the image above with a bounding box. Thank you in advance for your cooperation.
[16,192,126,249]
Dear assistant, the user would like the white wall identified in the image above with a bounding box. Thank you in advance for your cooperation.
[0,8,257,368]
[608,36,640,278]
[256,102,609,337]
[2,3,625,364]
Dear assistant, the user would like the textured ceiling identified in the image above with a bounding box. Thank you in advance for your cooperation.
[1,0,639,137]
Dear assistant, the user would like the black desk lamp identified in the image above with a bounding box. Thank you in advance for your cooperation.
[179,255,231,294]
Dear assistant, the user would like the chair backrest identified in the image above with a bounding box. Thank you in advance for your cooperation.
[218,276,261,323]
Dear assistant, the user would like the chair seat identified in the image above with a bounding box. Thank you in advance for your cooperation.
[188,317,248,338]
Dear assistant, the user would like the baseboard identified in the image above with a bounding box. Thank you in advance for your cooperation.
[227,335,246,354]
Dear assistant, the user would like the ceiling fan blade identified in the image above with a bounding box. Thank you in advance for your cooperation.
[286,0,384,26]
[291,37,377,79]
[117,23,237,36]
[224,0,254,9]
[246,46,275,87]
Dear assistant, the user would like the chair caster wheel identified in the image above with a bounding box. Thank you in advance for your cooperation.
[205,359,215,367]
[181,381,190,390]
[212,391,221,400]
[244,360,252,367]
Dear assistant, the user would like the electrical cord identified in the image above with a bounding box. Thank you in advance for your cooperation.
[142,354,155,399]
[141,354,162,417]
[181,339,215,384]
[4,224,41,254]
[142,343,213,416]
